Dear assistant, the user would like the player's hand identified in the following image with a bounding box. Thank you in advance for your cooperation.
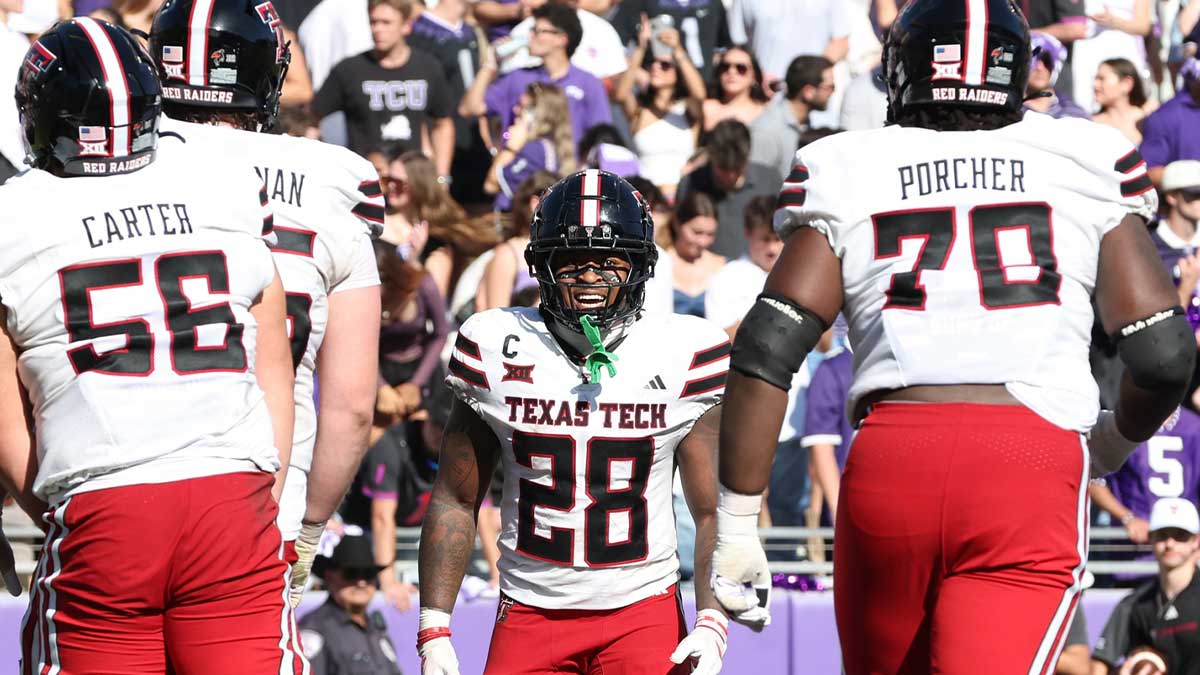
[420,637,459,675]
[670,609,727,675]
[418,608,459,675]
[1088,410,1138,477]
[710,488,772,631]
[288,521,324,608]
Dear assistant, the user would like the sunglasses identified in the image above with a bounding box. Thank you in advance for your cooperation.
[339,568,382,584]
[1180,188,1200,202]
[716,62,750,76]
[651,59,675,71]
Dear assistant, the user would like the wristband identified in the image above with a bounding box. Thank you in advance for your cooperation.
[717,486,763,517]
[717,487,761,537]
[417,627,452,647]
[419,607,452,630]
[695,609,729,657]
[1120,513,1136,526]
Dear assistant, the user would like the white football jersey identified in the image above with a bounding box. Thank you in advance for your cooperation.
[159,119,383,539]
[775,112,1158,432]
[0,133,279,502]
[447,308,729,609]
[161,118,383,477]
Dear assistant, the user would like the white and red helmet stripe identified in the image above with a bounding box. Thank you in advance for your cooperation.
[188,0,217,86]
[963,0,989,86]
[75,18,131,157]
[580,169,602,232]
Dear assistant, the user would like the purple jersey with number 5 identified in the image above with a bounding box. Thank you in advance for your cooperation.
[1107,407,1200,519]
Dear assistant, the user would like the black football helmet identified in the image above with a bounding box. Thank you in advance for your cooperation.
[15,18,161,177]
[148,0,289,130]
[525,170,658,334]
[884,0,1031,121]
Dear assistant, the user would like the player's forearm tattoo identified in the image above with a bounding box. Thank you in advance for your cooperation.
[417,413,494,613]
[418,491,478,612]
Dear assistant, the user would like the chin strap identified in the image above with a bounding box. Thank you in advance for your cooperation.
[580,315,618,382]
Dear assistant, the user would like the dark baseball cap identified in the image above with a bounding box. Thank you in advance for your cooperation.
[312,533,386,579]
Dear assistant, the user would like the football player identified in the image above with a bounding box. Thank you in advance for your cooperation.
[148,0,385,608]
[417,170,733,675]
[710,0,1196,672]
[0,18,300,673]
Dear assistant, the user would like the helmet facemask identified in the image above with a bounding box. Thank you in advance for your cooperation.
[527,238,655,336]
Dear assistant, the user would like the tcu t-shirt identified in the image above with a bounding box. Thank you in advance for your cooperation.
[313,48,452,157]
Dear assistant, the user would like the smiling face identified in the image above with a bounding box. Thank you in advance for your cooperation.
[552,249,633,313]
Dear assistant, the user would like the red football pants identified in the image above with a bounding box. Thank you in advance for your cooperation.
[20,472,308,675]
[483,586,689,675]
[834,403,1089,675]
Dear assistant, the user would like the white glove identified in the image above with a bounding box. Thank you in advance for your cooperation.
[288,521,324,608]
[669,609,728,675]
[710,488,772,632]
[1088,410,1138,478]
[0,510,19,597]
[418,608,460,675]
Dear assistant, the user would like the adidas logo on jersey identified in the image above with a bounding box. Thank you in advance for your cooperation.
[645,375,666,390]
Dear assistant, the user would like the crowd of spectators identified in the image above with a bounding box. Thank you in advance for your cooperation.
[1,0,1199,670]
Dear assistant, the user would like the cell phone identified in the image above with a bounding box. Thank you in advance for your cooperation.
[649,14,674,61]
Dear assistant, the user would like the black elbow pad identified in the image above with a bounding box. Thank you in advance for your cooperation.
[1114,308,1196,391]
[730,294,829,391]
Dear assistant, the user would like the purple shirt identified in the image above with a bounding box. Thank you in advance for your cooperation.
[379,273,450,388]
[1139,88,1200,169]
[800,348,854,470]
[72,0,110,14]
[481,0,520,41]
[1151,226,1197,279]
[495,138,559,211]
[1107,407,1200,520]
[485,65,612,154]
